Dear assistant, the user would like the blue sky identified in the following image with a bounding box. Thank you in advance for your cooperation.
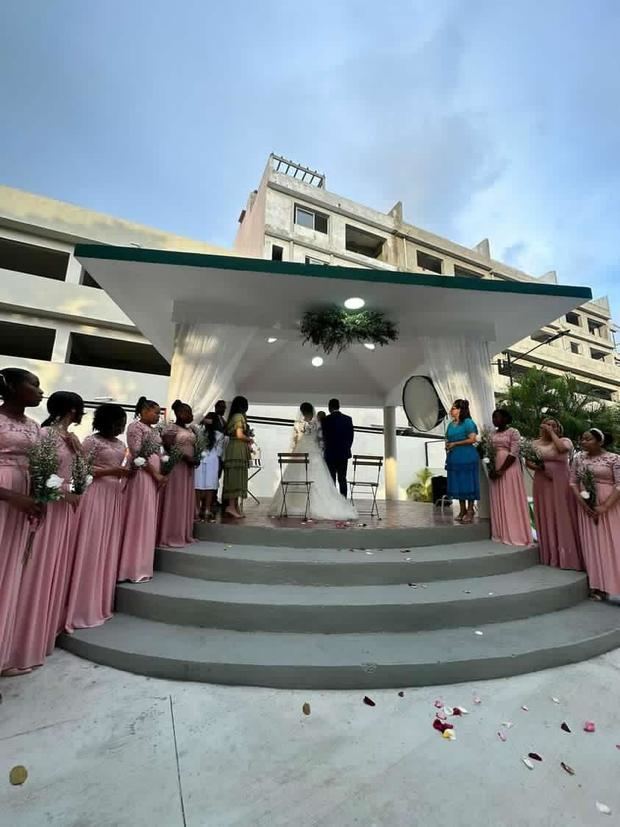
[1,0,619,319]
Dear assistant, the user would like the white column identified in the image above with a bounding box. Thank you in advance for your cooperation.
[383,405,398,501]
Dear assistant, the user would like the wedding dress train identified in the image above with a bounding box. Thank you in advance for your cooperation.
[269,418,357,521]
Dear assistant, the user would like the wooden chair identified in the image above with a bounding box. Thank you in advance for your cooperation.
[348,455,383,519]
[277,453,313,520]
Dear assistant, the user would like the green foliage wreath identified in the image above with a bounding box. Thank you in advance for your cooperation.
[300,306,398,355]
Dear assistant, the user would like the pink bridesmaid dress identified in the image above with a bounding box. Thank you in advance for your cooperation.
[6,428,78,672]
[0,412,40,671]
[489,427,533,547]
[157,424,197,547]
[64,434,127,632]
[117,420,161,583]
[533,438,582,570]
[570,452,620,595]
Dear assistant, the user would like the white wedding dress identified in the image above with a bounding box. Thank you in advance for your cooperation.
[269,417,358,521]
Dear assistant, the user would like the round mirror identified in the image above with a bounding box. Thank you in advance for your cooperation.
[402,375,446,431]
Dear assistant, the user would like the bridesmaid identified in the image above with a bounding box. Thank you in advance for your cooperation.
[157,400,198,547]
[0,368,43,672]
[528,418,582,570]
[222,396,252,519]
[488,408,532,546]
[570,429,620,600]
[445,399,479,524]
[118,396,164,583]
[5,391,84,675]
[65,404,132,632]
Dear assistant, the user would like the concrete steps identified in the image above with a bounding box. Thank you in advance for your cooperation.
[60,533,620,689]
[155,540,540,585]
[115,567,588,633]
[61,603,620,689]
[193,520,489,549]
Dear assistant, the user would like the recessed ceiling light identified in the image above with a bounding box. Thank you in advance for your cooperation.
[344,297,365,310]
[267,337,278,343]
[311,356,324,367]
[364,343,376,351]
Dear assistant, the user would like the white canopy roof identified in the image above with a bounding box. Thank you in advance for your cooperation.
[75,245,592,407]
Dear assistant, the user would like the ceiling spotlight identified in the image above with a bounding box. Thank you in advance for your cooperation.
[344,297,365,310]
[267,337,278,343]
[364,343,376,351]
[311,356,324,367]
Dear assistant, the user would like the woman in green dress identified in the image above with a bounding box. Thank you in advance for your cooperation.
[223,396,253,519]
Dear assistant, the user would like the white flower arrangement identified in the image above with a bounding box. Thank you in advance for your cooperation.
[46,473,64,490]
[580,490,590,500]
[133,456,147,468]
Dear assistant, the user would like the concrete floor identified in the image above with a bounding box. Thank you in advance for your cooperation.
[1,649,620,827]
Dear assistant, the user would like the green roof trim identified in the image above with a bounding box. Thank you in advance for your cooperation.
[74,244,593,301]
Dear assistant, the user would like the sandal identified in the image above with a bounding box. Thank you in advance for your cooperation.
[462,510,475,524]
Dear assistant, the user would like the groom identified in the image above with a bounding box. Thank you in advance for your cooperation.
[321,398,354,498]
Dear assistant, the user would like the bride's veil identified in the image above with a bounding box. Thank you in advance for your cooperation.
[291,404,317,451]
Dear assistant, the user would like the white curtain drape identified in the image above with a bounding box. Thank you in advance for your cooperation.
[168,323,257,418]
[419,336,496,428]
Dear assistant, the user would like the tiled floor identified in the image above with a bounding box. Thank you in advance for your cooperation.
[229,499,461,531]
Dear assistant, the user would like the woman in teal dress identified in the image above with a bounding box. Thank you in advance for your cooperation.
[445,398,480,523]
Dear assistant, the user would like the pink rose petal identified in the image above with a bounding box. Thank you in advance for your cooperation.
[434,699,444,709]
[584,721,596,733]
[521,705,529,712]
[497,730,507,742]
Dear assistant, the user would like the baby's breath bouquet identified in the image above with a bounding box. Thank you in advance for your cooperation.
[160,444,185,476]
[70,452,94,495]
[24,433,64,563]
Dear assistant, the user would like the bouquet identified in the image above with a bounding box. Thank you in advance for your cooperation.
[577,466,597,510]
[133,437,159,469]
[519,437,544,469]
[160,444,185,476]
[247,427,261,461]
[193,428,209,464]
[24,433,64,563]
[476,427,497,475]
[70,452,94,495]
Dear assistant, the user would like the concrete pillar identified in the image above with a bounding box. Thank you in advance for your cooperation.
[383,405,398,501]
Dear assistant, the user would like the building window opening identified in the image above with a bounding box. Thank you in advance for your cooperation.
[0,320,55,360]
[0,237,69,281]
[294,205,328,234]
[271,245,284,261]
[345,225,385,259]
[68,333,171,376]
[570,342,581,355]
[81,269,102,289]
[454,265,484,279]
[590,349,607,362]
[565,312,580,326]
[416,251,443,274]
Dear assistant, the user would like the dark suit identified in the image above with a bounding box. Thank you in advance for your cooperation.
[321,410,354,497]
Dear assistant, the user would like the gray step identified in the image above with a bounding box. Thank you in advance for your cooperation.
[194,519,489,549]
[60,602,620,689]
[115,567,588,633]
[156,540,539,585]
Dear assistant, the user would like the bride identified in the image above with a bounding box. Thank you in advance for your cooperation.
[269,402,358,521]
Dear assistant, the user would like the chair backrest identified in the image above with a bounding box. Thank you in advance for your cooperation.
[351,454,383,486]
[278,452,310,484]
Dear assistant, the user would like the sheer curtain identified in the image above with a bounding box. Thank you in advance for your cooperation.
[419,336,495,428]
[168,324,257,417]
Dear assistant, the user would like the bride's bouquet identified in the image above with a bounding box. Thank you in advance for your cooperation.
[247,427,261,462]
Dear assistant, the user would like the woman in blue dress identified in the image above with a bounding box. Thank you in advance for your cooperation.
[445,398,480,523]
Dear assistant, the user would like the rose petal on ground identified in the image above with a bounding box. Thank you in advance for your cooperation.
[474,630,484,636]
[433,718,454,734]
[522,758,535,770]
[442,729,456,740]
[400,549,411,554]
[453,706,468,716]
[434,699,444,709]
[436,711,447,721]
[521,705,529,711]
[444,706,454,716]
[302,703,311,716]
[398,691,404,698]
[561,762,575,776]
[363,696,376,707]
[502,721,514,729]
[584,721,596,732]
[528,752,543,762]
[561,722,572,733]
[552,697,560,704]
[9,766,28,785]
[596,802,612,815]
[498,730,507,742]
[473,696,482,705]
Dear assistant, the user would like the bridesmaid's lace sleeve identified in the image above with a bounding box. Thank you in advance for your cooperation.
[508,428,520,457]
[126,422,143,457]
[612,454,620,490]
